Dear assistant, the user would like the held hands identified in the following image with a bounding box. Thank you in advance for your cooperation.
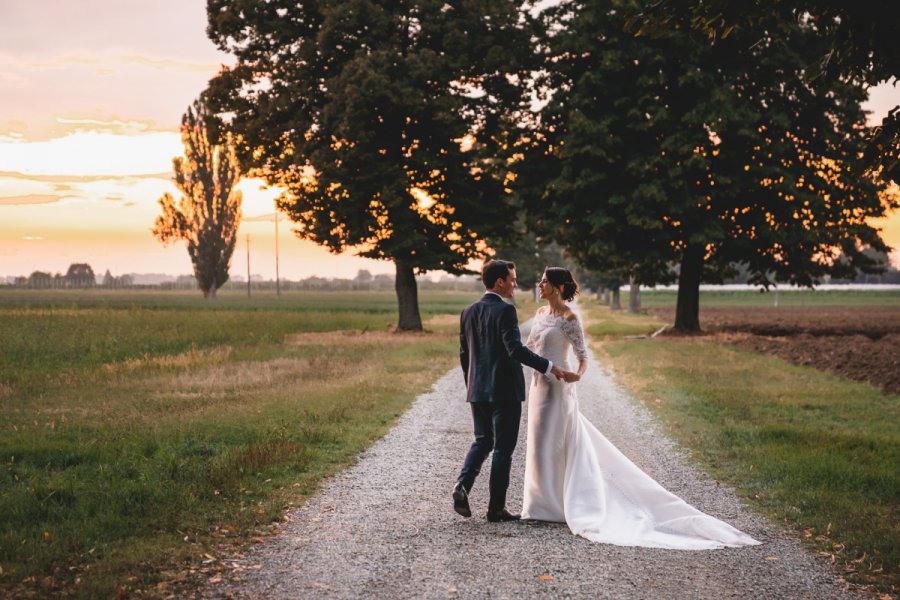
[562,371,581,383]
[550,365,580,383]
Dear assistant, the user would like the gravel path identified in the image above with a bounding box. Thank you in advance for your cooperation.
[203,322,859,599]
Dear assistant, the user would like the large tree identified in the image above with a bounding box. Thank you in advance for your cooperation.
[624,0,900,84]
[521,0,894,332]
[153,100,242,299]
[204,0,536,330]
[624,0,900,186]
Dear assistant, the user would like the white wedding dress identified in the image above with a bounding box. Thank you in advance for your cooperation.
[521,311,760,549]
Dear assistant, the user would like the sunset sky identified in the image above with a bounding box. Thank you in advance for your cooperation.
[1,1,898,281]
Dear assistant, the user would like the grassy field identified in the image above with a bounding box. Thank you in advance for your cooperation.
[0,288,472,598]
[4,286,897,595]
[630,287,900,307]
[581,294,899,594]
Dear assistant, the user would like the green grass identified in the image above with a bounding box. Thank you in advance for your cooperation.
[581,299,899,593]
[0,289,471,598]
[624,287,900,307]
[0,288,470,397]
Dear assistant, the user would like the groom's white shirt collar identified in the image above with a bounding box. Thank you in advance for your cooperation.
[484,291,502,299]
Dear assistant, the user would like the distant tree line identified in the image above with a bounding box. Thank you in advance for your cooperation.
[11,263,98,289]
[3,265,487,293]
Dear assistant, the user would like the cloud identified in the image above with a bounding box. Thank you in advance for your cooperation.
[121,53,222,73]
[0,171,174,213]
[0,131,25,143]
[0,50,220,76]
[0,171,169,184]
[0,129,181,176]
[55,117,157,136]
[0,194,63,205]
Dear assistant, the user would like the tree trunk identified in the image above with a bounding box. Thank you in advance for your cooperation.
[628,277,641,314]
[602,288,610,305]
[394,258,423,331]
[674,245,703,332]
[207,283,217,300]
[611,287,621,310]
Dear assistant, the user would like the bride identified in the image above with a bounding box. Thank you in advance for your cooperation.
[521,267,760,549]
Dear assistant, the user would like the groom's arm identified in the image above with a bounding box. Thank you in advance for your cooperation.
[499,304,552,375]
[459,310,469,384]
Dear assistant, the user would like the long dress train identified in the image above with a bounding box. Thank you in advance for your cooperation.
[521,311,760,549]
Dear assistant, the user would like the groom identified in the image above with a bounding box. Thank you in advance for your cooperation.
[453,260,567,522]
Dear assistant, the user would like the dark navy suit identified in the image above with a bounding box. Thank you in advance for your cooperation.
[457,293,550,512]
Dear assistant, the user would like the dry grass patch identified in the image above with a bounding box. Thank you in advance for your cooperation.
[103,346,234,373]
[284,328,438,345]
[159,357,315,393]
[424,313,461,328]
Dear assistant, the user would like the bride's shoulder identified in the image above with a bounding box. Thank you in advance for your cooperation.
[563,310,579,322]
[535,306,549,316]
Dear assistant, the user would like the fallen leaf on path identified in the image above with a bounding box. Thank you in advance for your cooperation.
[764,556,779,561]
[209,573,222,584]
[539,575,554,581]
[448,586,458,594]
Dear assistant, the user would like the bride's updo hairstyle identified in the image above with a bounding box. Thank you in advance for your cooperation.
[544,267,579,302]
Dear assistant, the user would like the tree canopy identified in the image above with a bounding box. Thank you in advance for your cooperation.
[521,0,895,331]
[624,0,900,84]
[624,0,900,186]
[204,0,536,329]
[153,99,242,299]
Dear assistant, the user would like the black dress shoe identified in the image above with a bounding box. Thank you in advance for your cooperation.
[486,508,521,522]
[452,483,471,518]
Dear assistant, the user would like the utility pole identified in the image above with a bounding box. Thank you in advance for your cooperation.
[246,234,251,299]
[275,211,281,297]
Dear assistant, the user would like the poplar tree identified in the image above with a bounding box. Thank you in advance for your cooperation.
[153,100,242,299]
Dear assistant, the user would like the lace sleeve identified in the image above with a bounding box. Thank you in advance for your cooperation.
[563,318,588,362]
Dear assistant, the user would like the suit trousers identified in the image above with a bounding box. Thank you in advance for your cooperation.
[457,401,522,513]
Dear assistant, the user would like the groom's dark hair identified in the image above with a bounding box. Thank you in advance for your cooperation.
[482,260,515,289]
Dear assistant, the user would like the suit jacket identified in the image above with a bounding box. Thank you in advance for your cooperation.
[459,293,550,403]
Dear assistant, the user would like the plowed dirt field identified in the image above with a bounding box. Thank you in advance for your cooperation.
[652,306,900,395]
